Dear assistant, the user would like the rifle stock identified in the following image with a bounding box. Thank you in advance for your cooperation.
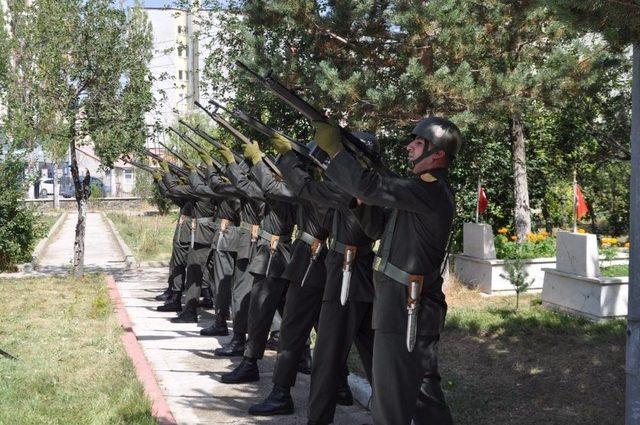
[236,60,389,175]
[157,141,207,179]
[208,99,326,170]
[124,158,154,174]
[194,101,284,179]
[178,118,244,163]
[168,127,225,173]
[144,148,189,177]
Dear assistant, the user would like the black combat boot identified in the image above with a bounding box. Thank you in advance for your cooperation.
[199,287,214,308]
[200,313,229,336]
[248,384,294,416]
[265,330,280,351]
[170,309,197,323]
[214,333,246,357]
[297,345,312,375]
[220,357,259,384]
[157,292,182,312]
[155,287,172,301]
[336,380,354,406]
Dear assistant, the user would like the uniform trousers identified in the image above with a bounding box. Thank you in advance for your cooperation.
[308,300,374,424]
[213,250,236,316]
[371,333,453,425]
[272,281,323,388]
[244,275,288,360]
[230,258,252,333]
[182,243,212,314]
[168,242,190,292]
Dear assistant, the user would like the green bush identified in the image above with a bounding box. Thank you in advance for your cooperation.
[0,154,47,271]
[494,234,556,260]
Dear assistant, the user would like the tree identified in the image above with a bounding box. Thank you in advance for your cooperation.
[4,0,154,276]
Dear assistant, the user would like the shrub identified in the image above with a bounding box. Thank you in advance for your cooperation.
[494,232,556,260]
[0,154,47,271]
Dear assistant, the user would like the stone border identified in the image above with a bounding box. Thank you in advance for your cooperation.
[105,275,177,425]
[18,211,68,272]
[101,212,136,270]
[139,260,171,268]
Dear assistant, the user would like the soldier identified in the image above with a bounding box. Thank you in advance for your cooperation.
[243,139,350,416]
[154,168,194,312]
[162,165,217,323]
[186,164,243,335]
[268,134,377,425]
[217,143,296,384]
[312,117,462,425]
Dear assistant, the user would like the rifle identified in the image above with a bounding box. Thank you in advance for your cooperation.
[194,100,284,179]
[123,157,155,174]
[167,127,225,172]
[157,141,207,179]
[236,61,390,175]
[144,148,189,177]
[208,99,326,170]
[178,118,244,163]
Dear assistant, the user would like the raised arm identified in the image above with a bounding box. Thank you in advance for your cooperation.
[251,161,296,202]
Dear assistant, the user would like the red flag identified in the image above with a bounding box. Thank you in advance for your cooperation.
[477,186,488,214]
[575,184,588,220]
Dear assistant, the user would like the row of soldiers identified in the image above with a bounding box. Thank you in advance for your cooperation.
[133,111,463,425]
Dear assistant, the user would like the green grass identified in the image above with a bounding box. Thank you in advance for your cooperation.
[107,212,175,261]
[600,264,629,277]
[38,213,62,235]
[0,274,155,425]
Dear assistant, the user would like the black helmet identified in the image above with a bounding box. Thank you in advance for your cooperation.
[306,140,330,166]
[352,131,380,156]
[411,117,463,161]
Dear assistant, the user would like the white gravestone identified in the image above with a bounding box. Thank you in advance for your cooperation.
[463,222,496,260]
[555,231,600,277]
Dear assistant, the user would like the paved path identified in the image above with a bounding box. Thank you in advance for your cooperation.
[115,267,371,425]
[29,212,371,424]
[37,212,127,273]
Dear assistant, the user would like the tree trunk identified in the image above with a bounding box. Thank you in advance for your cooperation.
[69,132,89,277]
[511,112,531,241]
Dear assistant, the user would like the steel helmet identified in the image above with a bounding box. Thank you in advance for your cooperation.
[410,117,463,166]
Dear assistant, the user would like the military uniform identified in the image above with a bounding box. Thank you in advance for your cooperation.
[274,150,376,425]
[163,171,218,321]
[325,150,455,425]
[156,174,192,299]
[221,160,296,380]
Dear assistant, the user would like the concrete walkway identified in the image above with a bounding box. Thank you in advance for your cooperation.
[27,211,371,424]
[115,267,372,425]
[37,212,127,273]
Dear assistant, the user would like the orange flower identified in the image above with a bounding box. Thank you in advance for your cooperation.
[510,236,517,241]
[498,227,509,235]
[577,229,586,234]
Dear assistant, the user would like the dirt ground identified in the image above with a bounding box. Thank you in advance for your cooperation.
[439,280,625,425]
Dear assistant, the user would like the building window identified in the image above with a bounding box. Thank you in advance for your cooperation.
[178,70,183,80]
[185,45,189,57]
[177,25,182,34]
[124,170,133,182]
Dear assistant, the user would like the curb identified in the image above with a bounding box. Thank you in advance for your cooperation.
[105,275,178,425]
[139,260,171,268]
[21,211,68,272]
[348,373,372,410]
[101,212,137,270]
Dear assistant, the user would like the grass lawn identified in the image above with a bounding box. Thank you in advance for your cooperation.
[107,212,176,262]
[441,279,625,425]
[0,274,155,425]
[600,264,629,277]
[39,212,62,234]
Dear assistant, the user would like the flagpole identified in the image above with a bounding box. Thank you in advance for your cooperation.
[476,178,481,223]
[572,169,577,233]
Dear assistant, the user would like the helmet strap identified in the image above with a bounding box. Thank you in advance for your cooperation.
[409,146,442,169]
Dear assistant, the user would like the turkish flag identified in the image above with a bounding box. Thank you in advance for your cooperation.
[477,186,488,214]
[575,184,589,220]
